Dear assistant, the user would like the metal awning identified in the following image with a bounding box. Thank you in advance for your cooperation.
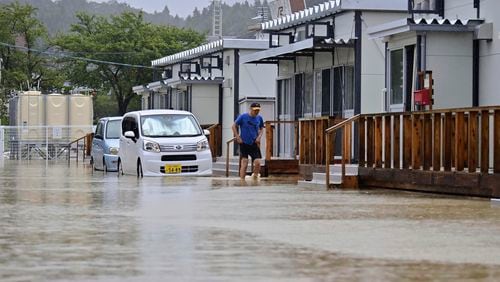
[167,77,224,88]
[368,18,484,39]
[132,85,148,95]
[147,81,166,91]
[240,37,355,64]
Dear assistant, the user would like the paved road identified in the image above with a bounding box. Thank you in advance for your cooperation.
[1,160,500,281]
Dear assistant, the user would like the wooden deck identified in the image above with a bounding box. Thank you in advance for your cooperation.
[331,106,500,197]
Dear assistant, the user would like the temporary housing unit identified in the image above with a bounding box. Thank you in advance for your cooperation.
[134,39,277,158]
[240,0,407,169]
[367,0,496,111]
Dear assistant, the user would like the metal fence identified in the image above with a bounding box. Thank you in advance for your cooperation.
[0,126,93,161]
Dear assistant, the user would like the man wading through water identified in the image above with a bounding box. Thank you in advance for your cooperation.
[232,102,264,180]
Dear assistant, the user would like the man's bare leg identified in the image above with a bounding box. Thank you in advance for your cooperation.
[240,158,249,179]
[252,159,261,179]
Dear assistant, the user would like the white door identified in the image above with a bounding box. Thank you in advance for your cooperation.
[388,46,416,112]
[277,78,294,158]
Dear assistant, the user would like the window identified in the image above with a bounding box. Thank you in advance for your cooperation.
[303,72,313,116]
[344,66,354,110]
[332,65,354,116]
[314,70,322,116]
[95,121,104,138]
[106,120,121,139]
[390,49,404,105]
[294,73,303,119]
[141,114,202,137]
[122,116,138,137]
[321,68,331,116]
[278,79,291,116]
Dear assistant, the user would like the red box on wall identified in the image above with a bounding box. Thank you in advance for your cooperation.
[414,89,432,106]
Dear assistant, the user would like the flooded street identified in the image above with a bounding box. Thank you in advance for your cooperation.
[1,160,500,281]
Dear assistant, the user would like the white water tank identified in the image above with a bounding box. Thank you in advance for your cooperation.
[69,94,93,140]
[45,93,69,140]
[17,91,45,140]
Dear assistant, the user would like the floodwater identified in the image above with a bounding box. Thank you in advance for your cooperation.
[1,160,500,281]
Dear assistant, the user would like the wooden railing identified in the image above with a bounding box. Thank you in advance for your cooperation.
[203,124,222,161]
[225,137,236,177]
[299,116,339,165]
[264,120,299,161]
[356,106,500,173]
[67,133,93,165]
[325,115,360,188]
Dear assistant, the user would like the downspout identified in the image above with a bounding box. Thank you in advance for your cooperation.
[354,10,362,163]
[420,33,427,72]
[384,41,388,112]
[233,49,240,156]
[472,0,480,107]
[354,11,362,115]
[233,49,240,122]
[218,84,223,126]
[416,35,422,90]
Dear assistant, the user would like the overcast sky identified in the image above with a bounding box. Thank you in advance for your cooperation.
[89,0,245,18]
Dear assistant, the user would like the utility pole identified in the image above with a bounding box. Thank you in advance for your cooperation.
[212,0,222,38]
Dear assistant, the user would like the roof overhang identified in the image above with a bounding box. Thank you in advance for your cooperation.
[240,37,355,64]
[152,39,269,67]
[262,0,406,32]
[132,85,148,95]
[166,77,224,88]
[147,80,166,91]
[368,18,484,39]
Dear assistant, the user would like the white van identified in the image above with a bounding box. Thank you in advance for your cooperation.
[118,110,212,177]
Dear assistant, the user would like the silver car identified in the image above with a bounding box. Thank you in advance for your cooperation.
[91,116,122,172]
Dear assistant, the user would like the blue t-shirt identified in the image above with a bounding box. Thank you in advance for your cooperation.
[235,113,264,145]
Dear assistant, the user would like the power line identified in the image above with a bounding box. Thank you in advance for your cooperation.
[0,41,162,70]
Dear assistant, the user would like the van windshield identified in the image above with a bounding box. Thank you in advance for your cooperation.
[106,120,121,139]
[141,114,202,137]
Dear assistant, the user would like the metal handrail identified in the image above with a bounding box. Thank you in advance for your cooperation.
[67,133,92,165]
[325,114,361,188]
[225,137,236,177]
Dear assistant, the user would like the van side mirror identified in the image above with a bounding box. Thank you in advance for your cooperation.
[124,131,136,142]
[203,129,210,136]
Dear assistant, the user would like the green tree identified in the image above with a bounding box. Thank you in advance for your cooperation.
[52,11,205,115]
[0,1,61,124]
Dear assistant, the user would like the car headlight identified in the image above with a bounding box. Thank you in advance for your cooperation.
[197,140,209,151]
[143,140,160,153]
[109,147,119,155]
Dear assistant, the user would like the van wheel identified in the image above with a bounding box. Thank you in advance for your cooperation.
[90,157,96,171]
[103,157,107,173]
[117,159,123,177]
[137,159,143,178]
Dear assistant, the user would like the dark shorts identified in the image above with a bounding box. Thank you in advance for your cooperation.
[240,143,262,160]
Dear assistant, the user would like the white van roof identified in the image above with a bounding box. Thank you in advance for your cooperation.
[125,109,193,117]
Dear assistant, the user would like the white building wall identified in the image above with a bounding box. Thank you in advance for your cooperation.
[335,12,356,40]
[361,11,409,114]
[239,49,277,100]
[477,0,500,106]
[426,32,473,109]
[444,0,476,19]
[190,84,219,125]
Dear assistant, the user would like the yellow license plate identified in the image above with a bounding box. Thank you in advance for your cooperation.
[164,164,182,174]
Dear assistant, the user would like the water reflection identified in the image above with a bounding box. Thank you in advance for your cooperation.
[1,160,500,281]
